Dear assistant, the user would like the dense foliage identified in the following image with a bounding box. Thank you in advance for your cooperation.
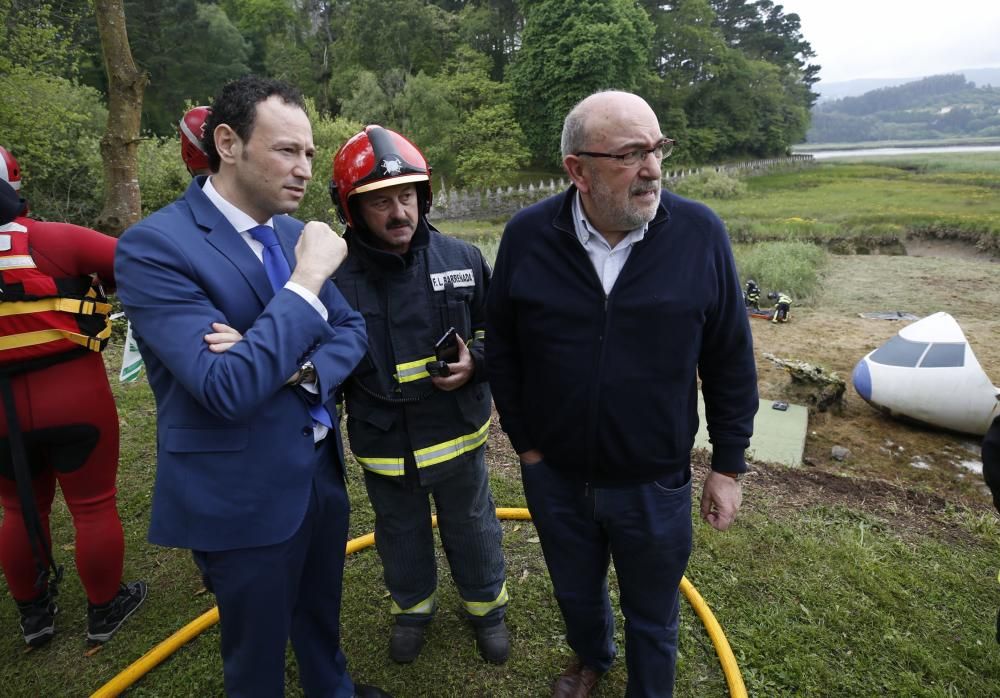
[3,0,819,224]
[807,74,1000,143]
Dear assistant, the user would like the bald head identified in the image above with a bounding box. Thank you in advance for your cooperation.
[561,91,658,159]
[561,91,664,240]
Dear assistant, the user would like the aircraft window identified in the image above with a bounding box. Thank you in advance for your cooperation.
[869,336,928,367]
[919,343,965,368]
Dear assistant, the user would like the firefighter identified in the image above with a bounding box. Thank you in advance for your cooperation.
[1,146,23,198]
[769,291,792,323]
[330,126,509,665]
[745,279,761,312]
[0,160,146,648]
[178,106,212,176]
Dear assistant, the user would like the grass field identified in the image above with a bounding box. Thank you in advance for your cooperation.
[710,160,1000,254]
[2,154,999,696]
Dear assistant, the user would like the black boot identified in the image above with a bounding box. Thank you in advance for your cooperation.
[16,588,58,648]
[389,622,426,663]
[474,619,510,665]
[87,580,148,644]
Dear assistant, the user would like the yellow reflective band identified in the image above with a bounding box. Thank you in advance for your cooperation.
[394,354,436,384]
[0,255,37,270]
[413,419,490,469]
[0,297,112,317]
[390,592,437,616]
[355,455,405,476]
[463,582,509,617]
[472,329,485,342]
[0,320,110,353]
[356,419,490,476]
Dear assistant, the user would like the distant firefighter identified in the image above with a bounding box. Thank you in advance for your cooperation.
[744,279,761,311]
[768,291,792,323]
[178,106,212,176]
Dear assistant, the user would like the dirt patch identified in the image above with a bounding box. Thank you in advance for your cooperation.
[904,237,998,262]
[752,254,998,507]
[694,455,989,546]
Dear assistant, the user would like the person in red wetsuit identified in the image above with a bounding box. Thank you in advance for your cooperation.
[0,163,146,648]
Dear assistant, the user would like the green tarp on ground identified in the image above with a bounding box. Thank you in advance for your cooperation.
[694,395,808,467]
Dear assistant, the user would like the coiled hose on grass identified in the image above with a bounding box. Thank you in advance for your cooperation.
[91,508,747,697]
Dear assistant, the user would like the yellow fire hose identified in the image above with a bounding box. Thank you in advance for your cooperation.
[91,507,747,697]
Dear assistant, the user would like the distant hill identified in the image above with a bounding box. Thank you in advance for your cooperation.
[805,72,1000,144]
[816,67,1000,102]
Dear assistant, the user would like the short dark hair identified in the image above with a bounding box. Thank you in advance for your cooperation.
[204,75,307,171]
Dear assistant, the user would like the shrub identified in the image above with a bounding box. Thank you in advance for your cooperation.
[0,68,106,224]
[733,240,827,303]
[671,170,748,200]
[297,100,362,228]
[137,136,190,216]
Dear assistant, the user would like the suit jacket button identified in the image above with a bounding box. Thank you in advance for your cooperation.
[302,427,312,436]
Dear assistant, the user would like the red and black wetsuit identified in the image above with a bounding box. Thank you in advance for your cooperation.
[0,216,125,606]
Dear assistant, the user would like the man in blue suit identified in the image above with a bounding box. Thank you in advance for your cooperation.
[115,76,390,697]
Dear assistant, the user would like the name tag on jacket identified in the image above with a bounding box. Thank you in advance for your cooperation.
[430,269,474,291]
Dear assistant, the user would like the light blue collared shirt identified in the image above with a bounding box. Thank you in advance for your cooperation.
[571,191,648,296]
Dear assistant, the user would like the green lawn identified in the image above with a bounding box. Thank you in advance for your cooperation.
[2,356,999,696]
[708,162,1000,246]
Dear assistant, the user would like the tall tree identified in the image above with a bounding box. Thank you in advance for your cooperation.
[93,0,147,235]
[0,0,108,222]
[709,0,819,105]
[124,0,251,135]
[455,0,523,80]
[220,0,300,73]
[508,0,655,165]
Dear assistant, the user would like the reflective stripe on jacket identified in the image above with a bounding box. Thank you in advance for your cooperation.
[334,221,492,486]
[0,221,111,364]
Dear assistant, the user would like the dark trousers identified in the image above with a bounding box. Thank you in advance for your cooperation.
[363,447,507,627]
[521,460,693,698]
[194,443,353,698]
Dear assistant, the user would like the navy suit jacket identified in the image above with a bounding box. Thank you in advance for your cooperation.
[115,177,367,552]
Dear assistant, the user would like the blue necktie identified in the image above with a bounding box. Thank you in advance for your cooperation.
[248,224,333,428]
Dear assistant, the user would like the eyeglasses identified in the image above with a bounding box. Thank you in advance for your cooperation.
[575,138,675,167]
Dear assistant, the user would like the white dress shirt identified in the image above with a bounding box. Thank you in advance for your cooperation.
[202,177,329,440]
[571,191,648,296]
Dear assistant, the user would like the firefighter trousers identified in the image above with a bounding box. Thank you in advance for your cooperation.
[363,447,507,628]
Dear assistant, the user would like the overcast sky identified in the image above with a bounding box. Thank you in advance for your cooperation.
[778,0,1000,84]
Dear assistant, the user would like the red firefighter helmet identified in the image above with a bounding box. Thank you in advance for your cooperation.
[0,146,22,192]
[330,125,432,228]
[179,106,212,175]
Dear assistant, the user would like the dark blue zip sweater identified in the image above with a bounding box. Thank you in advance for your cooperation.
[486,186,758,485]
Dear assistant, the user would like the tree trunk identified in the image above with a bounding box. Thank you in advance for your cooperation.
[93,0,147,236]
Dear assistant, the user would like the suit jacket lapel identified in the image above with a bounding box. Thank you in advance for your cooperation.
[184,178,274,307]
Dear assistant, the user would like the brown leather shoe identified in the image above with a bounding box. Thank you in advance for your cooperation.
[552,659,603,697]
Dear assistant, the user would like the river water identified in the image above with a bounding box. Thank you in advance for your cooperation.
[797,144,1000,159]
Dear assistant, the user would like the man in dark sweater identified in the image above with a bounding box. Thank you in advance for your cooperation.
[486,90,758,697]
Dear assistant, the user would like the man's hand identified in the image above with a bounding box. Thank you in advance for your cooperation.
[700,471,743,531]
[431,334,474,391]
[289,221,348,294]
[518,449,544,465]
[203,321,303,385]
[204,322,243,353]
